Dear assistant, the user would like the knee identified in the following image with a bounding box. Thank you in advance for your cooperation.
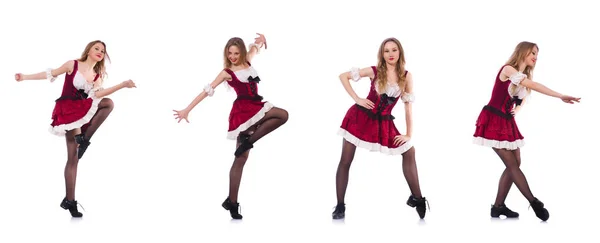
[101,98,115,111]
[279,109,289,124]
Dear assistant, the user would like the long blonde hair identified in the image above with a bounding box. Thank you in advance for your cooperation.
[78,40,110,79]
[506,41,538,101]
[376,37,406,94]
[223,37,248,69]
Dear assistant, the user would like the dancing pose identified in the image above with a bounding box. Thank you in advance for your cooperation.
[333,37,428,220]
[472,41,580,221]
[15,40,137,217]
[173,34,288,220]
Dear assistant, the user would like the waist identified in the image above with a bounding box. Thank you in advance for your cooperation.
[236,94,263,101]
[56,89,88,101]
[356,104,395,120]
[482,105,513,119]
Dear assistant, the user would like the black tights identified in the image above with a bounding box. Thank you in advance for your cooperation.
[493,148,535,205]
[64,98,114,201]
[335,139,423,204]
[228,107,289,203]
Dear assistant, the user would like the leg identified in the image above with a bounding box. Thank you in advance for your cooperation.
[402,147,428,219]
[491,148,521,218]
[234,107,289,157]
[75,98,115,159]
[222,128,257,220]
[492,148,534,201]
[492,148,549,221]
[61,129,83,217]
[332,139,357,219]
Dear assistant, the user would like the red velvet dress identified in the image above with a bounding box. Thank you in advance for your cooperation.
[49,60,101,136]
[338,66,413,155]
[472,65,525,150]
[223,62,273,140]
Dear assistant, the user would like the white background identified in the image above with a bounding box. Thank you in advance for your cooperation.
[0,0,598,242]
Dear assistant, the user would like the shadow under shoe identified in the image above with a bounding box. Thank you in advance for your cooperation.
[234,134,253,157]
[74,134,91,159]
[332,203,345,220]
[406,195,429,219]
[222,197,243,220]
[491,204,519,218]
[529,197,550,221]
[60,197,83,217]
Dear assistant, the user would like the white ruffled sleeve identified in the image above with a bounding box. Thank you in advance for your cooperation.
[401,92,415,103]
[509,72,527,85]
[350,67,361,82]
[46,68,57,83]
[204,84,215,96]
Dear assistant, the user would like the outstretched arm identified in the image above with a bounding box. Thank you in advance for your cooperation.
[173,70,231,123]
[501,65,580,103]
[247,33,267,63]
[92,78,136,98]
[15,60,74,82]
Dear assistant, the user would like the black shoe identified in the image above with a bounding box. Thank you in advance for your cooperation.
[234,134,253,157]
[74,134,91,159]
[491,204,519,218]
[332,203,345,219]
[529,197,550,221]
[222,197,243,219]
[60,197,84,217]
[406,195,429,219]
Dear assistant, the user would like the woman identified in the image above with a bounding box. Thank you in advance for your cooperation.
[472,41,580,221]
[15,40,137,217]
[333,37,428,220]
[173,33,289,220]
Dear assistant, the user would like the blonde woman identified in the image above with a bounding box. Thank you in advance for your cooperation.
[473,41,580,221]
[173,34,289,220]
[333,37,428,220]
[15,40,137,217]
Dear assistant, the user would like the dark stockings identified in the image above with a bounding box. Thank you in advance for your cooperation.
[82,98,114,139]
[229,107,289,202]
[335,139,357,204]
[64,129,80,201]
[335,142,424,204]
[401,147,423,199]
[494,148,521,206]
[492,148,535,202]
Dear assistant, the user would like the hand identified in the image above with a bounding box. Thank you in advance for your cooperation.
[254,33,267,49]
[394,135,410,146]
[15,73,24,82]
[173,109,190,123]
[560,95,580,104]
[510,106,521,116]
[355,98,375,109]
[121,79,137,88]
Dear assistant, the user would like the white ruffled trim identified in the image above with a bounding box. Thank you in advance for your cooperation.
[472,136,524,150]
[401,92,415,103]
[46,68,56,83]
[226,102,274,140]
[350,67,361,81]
[204,84,215,96]
[249,43,262,54]
[48,97,102,136]
[402,93,415,103]
[337,128,413,156]
[509,72,526,85]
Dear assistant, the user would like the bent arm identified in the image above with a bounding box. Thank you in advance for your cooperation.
[183,70,230,112]
[339,67,375,102]
[93,78,123,98]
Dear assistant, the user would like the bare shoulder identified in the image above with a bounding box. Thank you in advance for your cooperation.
[499,65,518,81]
